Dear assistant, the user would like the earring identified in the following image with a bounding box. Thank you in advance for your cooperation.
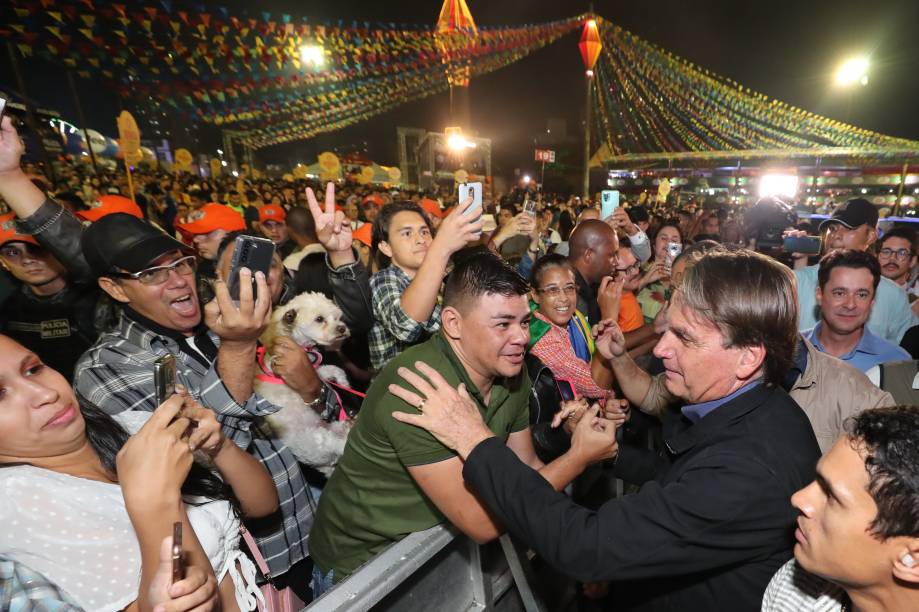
[903,553,916,568]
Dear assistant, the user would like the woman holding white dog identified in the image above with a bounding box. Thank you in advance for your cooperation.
[0,334,279,611]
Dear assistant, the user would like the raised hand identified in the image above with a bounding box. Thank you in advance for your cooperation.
[568,404,619,467]
[0,116,24,176]
[389,360,493,459]
[204,269,271,344]
[432,196,485,256]
[597,275,624,321]
[306,182,353,253]
[117,395,194,507]
[593,318,627,360]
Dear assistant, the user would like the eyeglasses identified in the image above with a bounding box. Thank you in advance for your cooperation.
[107,255,197,285]
[615,262,640,274]
[537,284,577,298]
[0,243,46,262]
[878,247,912,260]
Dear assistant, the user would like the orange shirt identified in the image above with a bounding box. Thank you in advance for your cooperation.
[618,291,644,332]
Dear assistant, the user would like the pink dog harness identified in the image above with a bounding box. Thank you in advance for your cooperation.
[255,344,322,385]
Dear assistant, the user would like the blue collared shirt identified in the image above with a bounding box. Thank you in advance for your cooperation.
[803,322,910,373]
[681,380,762,423]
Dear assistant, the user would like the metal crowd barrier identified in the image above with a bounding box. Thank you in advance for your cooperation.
[305,526,543,612]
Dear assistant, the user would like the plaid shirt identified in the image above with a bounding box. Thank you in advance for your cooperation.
[0,557,81,611]
[73,315,320,578]
[368,265,441,371]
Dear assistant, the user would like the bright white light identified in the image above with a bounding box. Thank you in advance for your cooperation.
[446,134,476,150]
[585,69,594,78]
[861,188,868,194]
[221,160,228,167]
[759,174,798,199]
[835,57,869,87]
[231,170,239,177]
[523,175,531,184]
[300,45,324,67]
[217,149,224,155]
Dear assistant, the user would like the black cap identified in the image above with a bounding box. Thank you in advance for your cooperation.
[81,213,193,278]
[818,198,879,232]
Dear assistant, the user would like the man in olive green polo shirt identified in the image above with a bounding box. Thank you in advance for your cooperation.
[309,251,593,593]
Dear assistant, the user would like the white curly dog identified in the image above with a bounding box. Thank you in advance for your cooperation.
[256,291,353,476]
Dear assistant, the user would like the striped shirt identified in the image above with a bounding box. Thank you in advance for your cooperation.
[73,315,323,578]
[761,559,847,612]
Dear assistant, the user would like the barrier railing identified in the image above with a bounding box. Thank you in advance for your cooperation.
[305,526,545,612]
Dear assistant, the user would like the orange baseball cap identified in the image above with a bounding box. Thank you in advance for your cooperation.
[76,195,143,222]
[352,222,372,247]
[176,203,246,235]
[419,198,443,219]
[258,204,287,224]
[363,194,384,207]
[0,213,39,247]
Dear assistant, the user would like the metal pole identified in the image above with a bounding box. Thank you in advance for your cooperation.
[6,41,57,182]
[893,160,909,217]
[65,70,98,175]
[582,72,593,200]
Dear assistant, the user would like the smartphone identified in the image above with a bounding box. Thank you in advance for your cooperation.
[601,190,620,220]
[783,235,821,255]
[228,235,276,302]
[556,378,577,402]
[0,97,7,124]
[522,198,537,217]
[171,522,185,583]
[458,182,483,217]
[154,353,177,407]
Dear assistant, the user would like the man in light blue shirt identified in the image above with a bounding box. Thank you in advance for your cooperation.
[795,198,916,343]
[802,249,910,372]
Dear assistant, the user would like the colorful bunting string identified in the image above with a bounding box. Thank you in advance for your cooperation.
[591,18,919,159]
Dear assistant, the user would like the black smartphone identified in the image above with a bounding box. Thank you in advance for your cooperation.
[227,235,275,302]
[154,353,177,407]
[783,235,821,255]
[171,522,185,583]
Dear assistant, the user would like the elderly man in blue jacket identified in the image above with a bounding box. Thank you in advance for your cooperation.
[391,249,821,612]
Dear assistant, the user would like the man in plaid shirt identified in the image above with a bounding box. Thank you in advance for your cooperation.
[368,199,483,372]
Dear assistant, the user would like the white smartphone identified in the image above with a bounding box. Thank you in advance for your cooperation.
[601,190,620,220]
[458,182,483,217]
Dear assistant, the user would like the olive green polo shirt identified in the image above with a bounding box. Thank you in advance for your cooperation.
[308,332,531,581]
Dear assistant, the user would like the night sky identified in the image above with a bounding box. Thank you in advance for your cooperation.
[2,0,918,177]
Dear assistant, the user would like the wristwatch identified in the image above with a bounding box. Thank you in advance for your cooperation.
[305,383,330,409]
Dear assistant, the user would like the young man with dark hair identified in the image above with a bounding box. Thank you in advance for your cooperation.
[366,198,482,371]
[804,249,909,372]
[876,227,917,300]
[763,406,919,611]
[309,251,616,593]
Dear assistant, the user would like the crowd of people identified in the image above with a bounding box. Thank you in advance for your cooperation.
[0,109,918,612]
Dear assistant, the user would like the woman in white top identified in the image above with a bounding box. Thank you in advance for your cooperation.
[0,335,279,611]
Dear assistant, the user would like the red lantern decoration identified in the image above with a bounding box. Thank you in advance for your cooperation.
[579,18,602,72]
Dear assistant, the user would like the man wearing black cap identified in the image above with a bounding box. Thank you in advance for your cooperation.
[0,116,321,600]
[795,198,916,343]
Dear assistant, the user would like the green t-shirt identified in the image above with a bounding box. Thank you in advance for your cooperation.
[308,332,531,581]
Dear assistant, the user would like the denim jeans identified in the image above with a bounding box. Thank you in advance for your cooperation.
[311,566,335,600]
